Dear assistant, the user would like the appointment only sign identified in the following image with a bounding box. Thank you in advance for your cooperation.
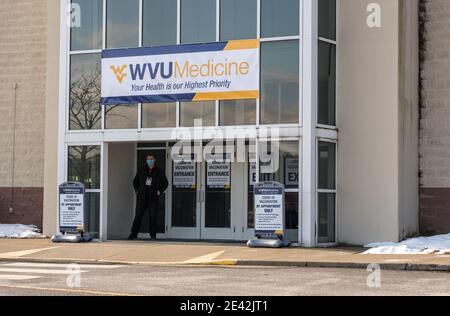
[101,39,259,104]
[59,182,85,232]
[254,182,285,237]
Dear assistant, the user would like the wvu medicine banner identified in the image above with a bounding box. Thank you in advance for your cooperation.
[101,39,259,104]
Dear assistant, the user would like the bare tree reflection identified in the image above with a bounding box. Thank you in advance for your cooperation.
[70,67,134,130]
[68,146,100,189]
[69,67,103,130]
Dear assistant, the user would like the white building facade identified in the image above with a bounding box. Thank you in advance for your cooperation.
[41,0,420,247]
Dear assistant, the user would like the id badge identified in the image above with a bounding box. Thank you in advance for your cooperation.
[145,177,152,186]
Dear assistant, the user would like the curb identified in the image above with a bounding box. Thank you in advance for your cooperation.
[1,257,449,272]
[234,260,450,272]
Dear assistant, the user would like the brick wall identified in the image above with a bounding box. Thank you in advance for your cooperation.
[0,0,47,228]
[419,0,450,235]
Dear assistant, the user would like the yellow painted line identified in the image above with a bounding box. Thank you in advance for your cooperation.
[182,250,225,264]
[224,39,260,50]
[0,284,142,296]
[202,259,238,266]
[193,90,259,101]
[0,247,61,259]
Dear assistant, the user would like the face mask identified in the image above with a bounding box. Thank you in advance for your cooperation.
[147,159,155,168]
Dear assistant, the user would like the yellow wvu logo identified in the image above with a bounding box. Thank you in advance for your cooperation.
[110,64,128,83]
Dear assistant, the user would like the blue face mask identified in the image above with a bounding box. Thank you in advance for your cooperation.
[147,159,155,168]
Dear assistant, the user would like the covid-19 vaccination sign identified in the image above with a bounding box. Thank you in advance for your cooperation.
[254,182,285,237]
[59,182,85,232]
[101,40,259,104]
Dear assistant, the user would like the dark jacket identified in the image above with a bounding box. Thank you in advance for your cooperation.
[133,165,168,203]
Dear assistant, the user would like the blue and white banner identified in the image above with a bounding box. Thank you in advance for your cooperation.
[101,40,259,104]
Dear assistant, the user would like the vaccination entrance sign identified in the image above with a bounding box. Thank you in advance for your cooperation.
[173,160,196,188]
[253,182,285,237]
[207,161,231,188]
[101,39,259,104]
[59,182,85,232]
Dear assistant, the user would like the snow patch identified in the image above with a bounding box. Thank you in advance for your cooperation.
[363,233,450,255]
[0,224,45,239]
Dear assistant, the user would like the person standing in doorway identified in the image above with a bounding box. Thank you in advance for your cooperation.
[128,154,168,240]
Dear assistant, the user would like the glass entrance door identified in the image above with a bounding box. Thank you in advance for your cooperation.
[169,156,201,239]
[168,148,236,240]
[201,160,234,240]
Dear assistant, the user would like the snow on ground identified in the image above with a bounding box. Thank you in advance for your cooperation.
[0,224,45,239]
[363,233,450,255]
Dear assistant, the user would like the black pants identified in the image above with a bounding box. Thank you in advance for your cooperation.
[131,201,158,238]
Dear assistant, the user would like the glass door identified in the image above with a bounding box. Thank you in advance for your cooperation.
[200,159,234,240]
[169,155,201,239]
[168,146,238,240]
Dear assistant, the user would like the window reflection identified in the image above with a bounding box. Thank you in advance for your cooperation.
[143,0,177,46]
[68,146,101,189]
[142,103,177,128]
[319,0,337,40]
[181,0,216,44]
[84,192,100,237]
[318,142,336,190]
[318,193,335,243]
[219,100,256,126]
[180,101,216,127]
[259,141,299,189]
[261,0,299,38]
[105,104,138,129]
[106,0,139,49]
[318,41,336,126]
[261,41,299,124]
[71,0,103,51]
[285,192,299,230]
[220,0,257,41]
[69,54,102,130]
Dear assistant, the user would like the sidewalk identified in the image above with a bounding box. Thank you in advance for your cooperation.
[0,238,449,272]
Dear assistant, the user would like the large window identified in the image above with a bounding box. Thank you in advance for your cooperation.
[220,0,257,41]
[68,146,101,237]
[318,0,337,126]
[261,0,299,38]
[143,0,177,46]
[259,141,299,230]
[318,141,336,243]
[319,0,337,40]
[180,101,216,127]
[318,42,336,126]
[69,0,303,130]
[71,0,103,51]
[68,146,101,189]
[220,100,256,126]
[142,103,177,128]
[69,54,102,130]
[181,0,216,44]
[261,41,299,124]
[106,0,140,49]
[105,104,138,129]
